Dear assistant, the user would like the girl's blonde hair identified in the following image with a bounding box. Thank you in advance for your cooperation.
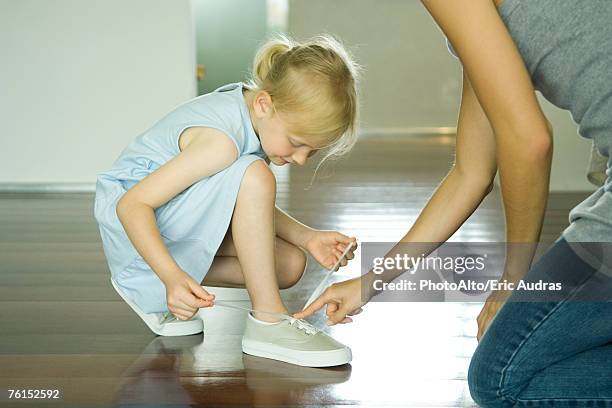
[247,34,361,167]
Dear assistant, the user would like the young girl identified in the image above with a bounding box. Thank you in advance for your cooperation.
[94,34,359,367]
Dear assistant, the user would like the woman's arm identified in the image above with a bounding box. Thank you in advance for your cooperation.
[116,128,238,285]
[298,0,554,323]
[297,70,501,321]
[371,69,498,284]
[422,0,553,271]
[406,70,497,240]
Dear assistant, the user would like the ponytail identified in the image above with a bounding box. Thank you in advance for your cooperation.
[251,36,295,86]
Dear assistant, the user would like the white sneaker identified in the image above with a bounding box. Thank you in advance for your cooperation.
[242,313,352,367]
[110,277,203,337]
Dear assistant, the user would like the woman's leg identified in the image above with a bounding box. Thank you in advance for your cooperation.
[468,237,612,407]
[202,230,307,289]
[211,160,293,322]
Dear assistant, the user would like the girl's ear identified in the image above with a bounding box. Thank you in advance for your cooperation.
[254,90,274,118]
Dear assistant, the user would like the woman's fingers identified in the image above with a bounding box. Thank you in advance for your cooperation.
[326,302,339,316]
[348,307,363,316]
[327,303,352,325]
[293,287,337,320]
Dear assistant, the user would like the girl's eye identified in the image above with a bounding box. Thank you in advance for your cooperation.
[289,139,301,147]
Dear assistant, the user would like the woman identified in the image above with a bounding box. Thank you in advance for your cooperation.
[295,0,612,405]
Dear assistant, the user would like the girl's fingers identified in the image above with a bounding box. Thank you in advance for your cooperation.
[189,281,215,301]
[171,306,195,318]
[333,232,350,243]
[183,296,209,310]
[169,309,190,320]
[174,298,202,314]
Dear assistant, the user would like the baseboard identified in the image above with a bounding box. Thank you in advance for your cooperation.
[0,183,95,193]
[359,127,456,137]
[0,128,458,193]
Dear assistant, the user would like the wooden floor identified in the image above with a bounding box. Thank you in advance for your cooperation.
[0,135,591,407]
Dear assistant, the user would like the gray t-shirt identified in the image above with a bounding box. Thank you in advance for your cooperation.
[446,0,612,244]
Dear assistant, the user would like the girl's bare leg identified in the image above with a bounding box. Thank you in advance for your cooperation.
[202,233,307,289]
[215,160,291,322]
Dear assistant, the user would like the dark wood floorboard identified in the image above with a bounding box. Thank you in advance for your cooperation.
[0,135,590,407]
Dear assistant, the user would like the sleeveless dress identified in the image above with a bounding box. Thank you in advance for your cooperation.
[94,83,266,313]
[446,0,612,246]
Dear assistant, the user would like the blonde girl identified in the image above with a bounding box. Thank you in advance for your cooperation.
[94,35,360,367]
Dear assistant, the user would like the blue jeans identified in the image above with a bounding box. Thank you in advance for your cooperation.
[468,237,612,407]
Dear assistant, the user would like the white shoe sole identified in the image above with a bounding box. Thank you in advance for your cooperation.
[110,277,203,336]
[242,338,352,367]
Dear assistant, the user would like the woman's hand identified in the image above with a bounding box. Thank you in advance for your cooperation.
[302,229,357,270]
[164,271,215,321]
[476,289,512,341]
[293,274,376,325]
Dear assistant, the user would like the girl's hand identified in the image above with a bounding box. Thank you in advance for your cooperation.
[476,289,512,341]
[164,271,215,321]
[303,230,357,271]
[293,274,372,325]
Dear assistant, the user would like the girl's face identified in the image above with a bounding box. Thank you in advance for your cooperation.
[246,90,320,166]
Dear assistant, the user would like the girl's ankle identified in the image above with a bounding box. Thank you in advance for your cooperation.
[252,306,289,323]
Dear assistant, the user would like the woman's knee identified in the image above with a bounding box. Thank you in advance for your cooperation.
[468,333,524,407]
[240,159,276,196]
[468,345,506,407]
[277,243,307,289]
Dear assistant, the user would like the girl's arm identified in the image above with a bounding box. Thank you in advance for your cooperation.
[274,206,356,270]
[274,206,315,248]
[116,127,238,285]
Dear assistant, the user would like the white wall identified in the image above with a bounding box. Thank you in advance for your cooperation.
[0,0,196,186]
[288,0,595,192]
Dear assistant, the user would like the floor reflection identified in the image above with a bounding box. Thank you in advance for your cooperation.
[112,332,352,407]
[112,334,203,407]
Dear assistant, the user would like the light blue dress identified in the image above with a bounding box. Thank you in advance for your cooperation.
[94,83,266,313]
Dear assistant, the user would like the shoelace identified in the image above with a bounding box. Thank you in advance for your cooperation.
[301,242,355,311]
[288,317,318,335]
[161,302,319,335]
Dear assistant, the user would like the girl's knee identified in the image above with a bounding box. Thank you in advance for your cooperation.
[242,159,276,193]
[277,246,307,289]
